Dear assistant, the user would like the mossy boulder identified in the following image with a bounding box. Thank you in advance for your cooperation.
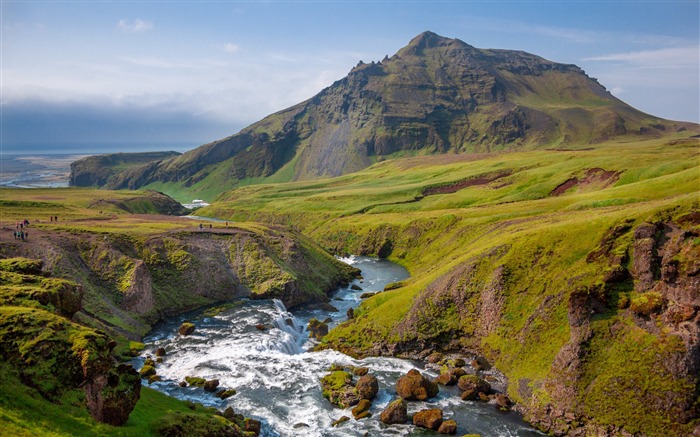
[307,318,329,340]
[457,375,491,400]
[396,369,439,401]
[351,399,371,419]
[412,408,443,430]
[178,322,196,336]
[185,376,207,387]
[139,365,156,378]
[216,388,237,400]
[320,370,360,408]
[380,398,408,424]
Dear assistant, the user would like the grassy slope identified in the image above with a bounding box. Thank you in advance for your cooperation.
[198,133,700,435]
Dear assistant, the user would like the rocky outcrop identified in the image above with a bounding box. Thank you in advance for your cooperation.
[0,261,141,426]
[320,371,360,408]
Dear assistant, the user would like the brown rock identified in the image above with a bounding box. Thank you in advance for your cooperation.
[434,372,456,386]
[203,379,220,392]
[458,375,490,400]
[255,324,267,331]
[244,418,261,435]
[495,393,512,409]
[380,398,408,424]
[438,419,457,434]
[352,399,371,419]
[178,321,195,336]
[346,307,354,319]
[84,364,141,426]
[353,366,369,376]
[155,347,166,357]
[427,352,444,363]
[307,318,329,340]
[356,374,378,400]
[332,416,350,427]
[413,408,443,430]
[179,381,187,387]
[396,369,439,401]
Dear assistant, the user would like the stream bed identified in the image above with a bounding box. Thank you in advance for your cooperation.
[137,256,540,436]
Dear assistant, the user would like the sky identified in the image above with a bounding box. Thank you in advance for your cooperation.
[2,0,699,154]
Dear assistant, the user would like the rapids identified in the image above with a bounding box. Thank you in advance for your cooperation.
[137,256,540,436]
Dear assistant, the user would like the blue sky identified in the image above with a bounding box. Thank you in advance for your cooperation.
[2,0,698,154]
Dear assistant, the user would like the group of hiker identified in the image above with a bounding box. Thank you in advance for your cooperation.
[8,215,60,241]
[13,219,31,241]
[198,221,229,231]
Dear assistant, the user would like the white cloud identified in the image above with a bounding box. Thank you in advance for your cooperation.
[583,47,700,69]
[116,19,153,33]
[609,86,624,95]
[223,43,240,53]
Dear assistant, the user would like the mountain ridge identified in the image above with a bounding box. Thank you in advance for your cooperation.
[70,31,696,199]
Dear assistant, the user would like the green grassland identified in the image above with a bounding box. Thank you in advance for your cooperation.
[197,134,700,435]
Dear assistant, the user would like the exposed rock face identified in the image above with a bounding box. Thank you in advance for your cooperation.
[0,224,358,340]
[396,369,439,401]
[84,364,141,426]
[83,31,680,196]
[379,398,408,424]
[69,151,181,187]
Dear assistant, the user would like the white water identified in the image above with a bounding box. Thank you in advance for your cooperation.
[138,256,540,436]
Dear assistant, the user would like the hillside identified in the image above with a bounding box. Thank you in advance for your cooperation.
[197,135,700,436]
[0,188,358,434]
[69,151,181,187]
[69,31,695,202]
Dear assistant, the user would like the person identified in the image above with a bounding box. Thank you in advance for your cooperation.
[209,223,212,229]
[24,231,28,240]
[20,231,24,241]
[199,223,203,231]
[13,230,17,240]
[225,221,228,228]
[50,216,53,222]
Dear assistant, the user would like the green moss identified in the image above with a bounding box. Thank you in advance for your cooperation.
[184,376,206,387]
[629,292,664,316]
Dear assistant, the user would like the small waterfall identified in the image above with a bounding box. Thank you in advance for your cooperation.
[265,299,304,355]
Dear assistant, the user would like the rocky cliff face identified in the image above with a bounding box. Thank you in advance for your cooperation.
[72,31,690,196]
[0,225,359,339]
[0,258,141,426]
[320,213,699,436]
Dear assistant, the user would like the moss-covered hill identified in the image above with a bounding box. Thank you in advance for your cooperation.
[0,188,358,435]
[69,31,696,202]
[0,188,358,340]
[197,135,700,436]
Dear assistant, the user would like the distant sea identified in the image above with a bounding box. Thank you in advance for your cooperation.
[0,144,193,189]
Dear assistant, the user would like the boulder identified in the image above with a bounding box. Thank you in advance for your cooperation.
[494,393,512,409]
[204,379,220,392]
[222,406,236,420]
[307,318,329,340]
[434,372,456,386]
[178,321,195,335]
[351,399,371,419]
[346,307,355,319]
[155,347,166,357]
[255,324,267,331]
[320,371,360,408]
[356,374,378,400]
[185,376,206,387]
[380,398,408,424]
[457,375,491,400]
[332,416,350,427]
[427,352,444,363]
[396,369,439,401]
[139,365,156,378]
[244,418,261,435]
[438,419,458,434]
[216,389,237,399]
[413,408,443,430]
[353,366,369,376]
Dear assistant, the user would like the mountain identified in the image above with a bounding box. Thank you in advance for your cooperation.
[71,31,694,199]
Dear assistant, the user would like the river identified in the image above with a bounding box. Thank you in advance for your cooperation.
[137,256,540,436]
